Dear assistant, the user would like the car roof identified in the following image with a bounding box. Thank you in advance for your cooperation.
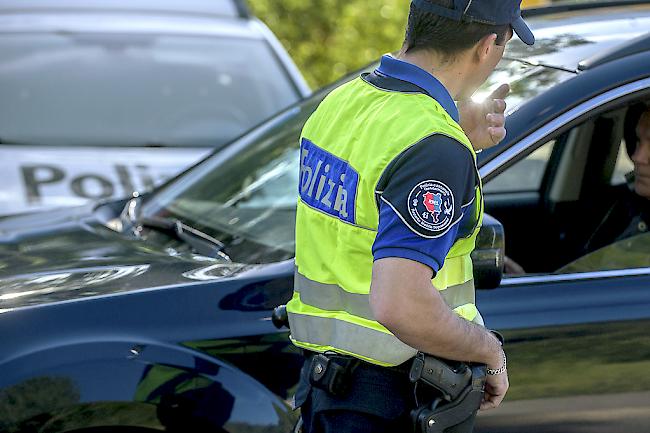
[0,0,266,39]
[0,0,249,19]
[507,3,650,71]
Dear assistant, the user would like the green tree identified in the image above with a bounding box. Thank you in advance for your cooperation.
[249,0,409,88]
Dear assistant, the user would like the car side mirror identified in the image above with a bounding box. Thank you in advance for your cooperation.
[471,213,505,290]
[272,304,290,329]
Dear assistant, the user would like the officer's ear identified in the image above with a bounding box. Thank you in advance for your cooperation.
[474,33,499,64]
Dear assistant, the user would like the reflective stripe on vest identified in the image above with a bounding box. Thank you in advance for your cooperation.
[287,291,417,366]
[295,269,481,323]
[290,273,482,366]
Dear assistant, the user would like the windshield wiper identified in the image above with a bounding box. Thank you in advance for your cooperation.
[138,216,231,261]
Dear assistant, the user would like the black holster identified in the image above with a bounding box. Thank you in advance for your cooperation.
[409,353,487,433]
[308,353,359,397]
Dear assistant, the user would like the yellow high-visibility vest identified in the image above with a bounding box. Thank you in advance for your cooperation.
[287,75,484,367]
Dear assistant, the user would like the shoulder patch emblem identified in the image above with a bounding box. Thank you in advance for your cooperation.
[407,180,455,233]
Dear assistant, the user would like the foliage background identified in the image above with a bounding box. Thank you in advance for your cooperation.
[248,0,410,89]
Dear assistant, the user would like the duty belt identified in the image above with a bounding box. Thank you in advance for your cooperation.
[274,305,488,432]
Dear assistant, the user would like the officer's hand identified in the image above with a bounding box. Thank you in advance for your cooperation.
[458,84,510,152]
[481,369,509,411]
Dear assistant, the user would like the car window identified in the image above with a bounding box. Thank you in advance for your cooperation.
[233,149,300,209]
[497,101,650,278]
[483,140,555,194]
[0,33,300,147]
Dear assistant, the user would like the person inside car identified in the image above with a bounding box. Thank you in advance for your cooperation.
[583,104,650,253]
[505,103,650,275]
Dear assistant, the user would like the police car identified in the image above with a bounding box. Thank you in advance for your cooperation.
[1,2,650,432]
[0,0,310,216]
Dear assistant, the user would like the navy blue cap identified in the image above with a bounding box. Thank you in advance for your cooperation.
[411,0,535,46]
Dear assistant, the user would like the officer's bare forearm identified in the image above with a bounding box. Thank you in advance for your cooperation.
[370,257,502,368]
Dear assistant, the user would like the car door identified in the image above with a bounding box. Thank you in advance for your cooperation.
[475,267,650,433]
[474,80,650,433]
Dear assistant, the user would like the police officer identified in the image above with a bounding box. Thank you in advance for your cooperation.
[287,1,535,432]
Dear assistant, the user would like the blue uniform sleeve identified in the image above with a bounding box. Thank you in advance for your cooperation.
[372,134,478,275]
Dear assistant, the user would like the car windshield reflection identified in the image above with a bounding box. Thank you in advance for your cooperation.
[0,34,299,147]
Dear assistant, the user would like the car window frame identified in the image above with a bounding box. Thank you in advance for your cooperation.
[480,76,650,286]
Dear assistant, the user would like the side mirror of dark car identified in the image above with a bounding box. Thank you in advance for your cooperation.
[471,213,505,290]
[272,304,290,329]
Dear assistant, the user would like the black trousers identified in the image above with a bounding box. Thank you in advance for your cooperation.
[295,355,478,433]
[295,356,413,433]
[301,401,407,433]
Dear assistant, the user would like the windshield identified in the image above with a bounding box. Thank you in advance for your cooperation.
[471,57,574,112]
[0,33,300,147]
[142,58,574,263]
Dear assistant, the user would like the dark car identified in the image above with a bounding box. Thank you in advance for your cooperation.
[2,2,650,432]
[0,0,309,217]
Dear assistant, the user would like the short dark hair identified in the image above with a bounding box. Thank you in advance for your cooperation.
[403,0,510,57]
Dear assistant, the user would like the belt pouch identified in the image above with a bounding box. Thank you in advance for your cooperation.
[308,353,357,397]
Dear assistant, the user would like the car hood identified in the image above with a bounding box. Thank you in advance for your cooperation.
[0,204,251,312]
